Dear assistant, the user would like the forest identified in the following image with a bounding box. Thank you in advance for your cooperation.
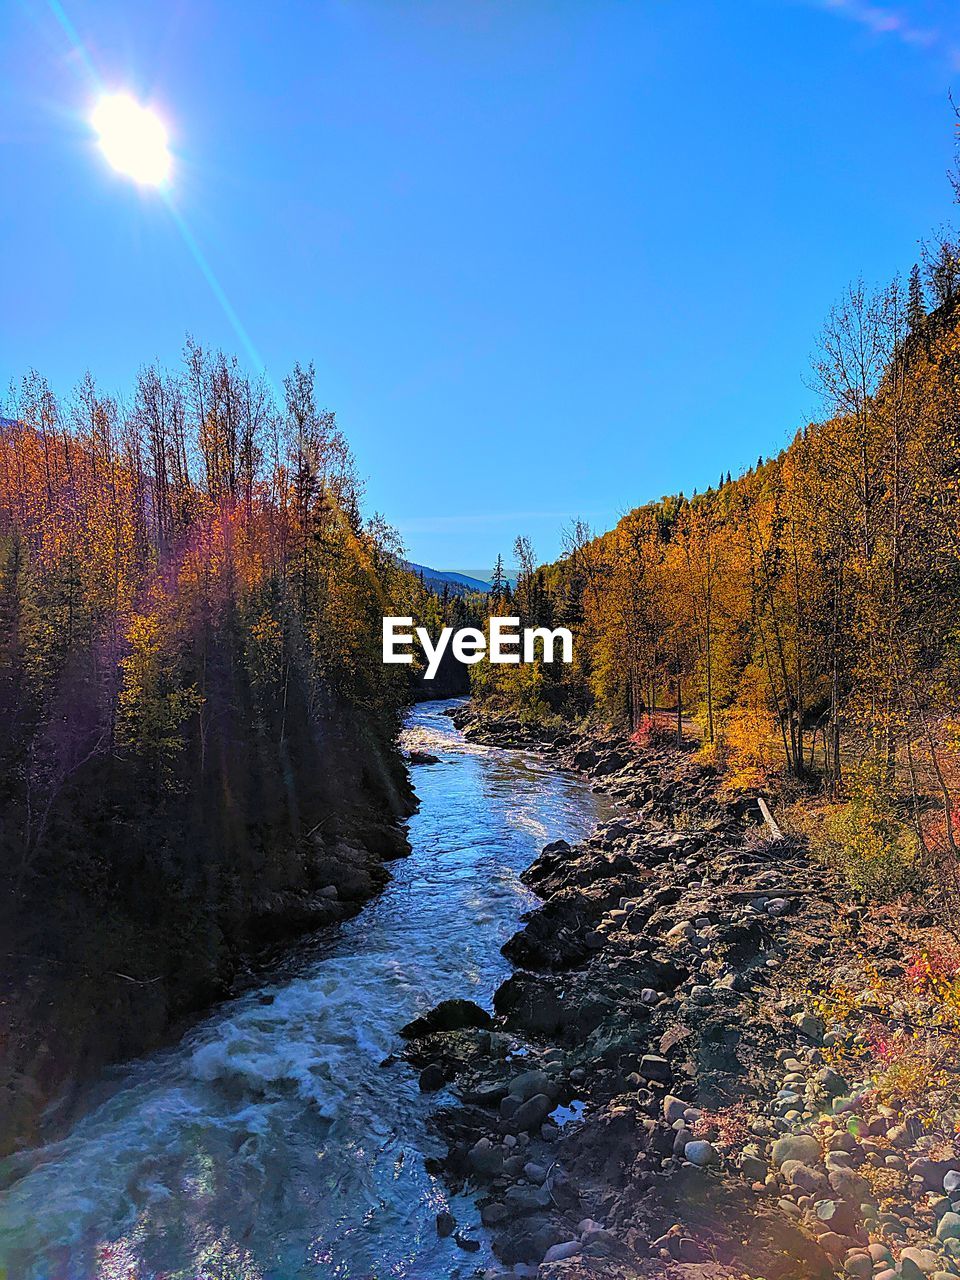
[0,341,467,1150]
[473,239,960,912]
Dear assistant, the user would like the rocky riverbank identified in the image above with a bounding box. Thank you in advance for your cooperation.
[402,708,960,1280]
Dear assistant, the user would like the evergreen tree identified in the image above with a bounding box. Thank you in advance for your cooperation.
[907,262,926,333]
[490,554,506,607]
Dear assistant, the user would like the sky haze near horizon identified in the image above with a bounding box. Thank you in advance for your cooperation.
[2,0,959,575]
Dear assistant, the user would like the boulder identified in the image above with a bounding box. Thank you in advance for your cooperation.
[400,998,492,1038]
[436,1210,455,1238]
[468,1138,503,1178]
[639,1054,671,1082]
[509,1069,557,1102]
[508,1094,555,1133]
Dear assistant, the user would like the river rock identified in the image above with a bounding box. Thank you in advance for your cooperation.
[400,998,492,1038]
[503,1184,551,1214]
[740,1153,767,1181]
[793,1012,825,1041]
[843,1254,873,1279]
[666,921,696,943]
[817,1066,848,1095]
[684,1140,717,1167]
[772,1133,821,1167]
[481,1201,509,1226]
[500,1095,521,1122]
[663,1094,686,1123]
[899,1248,939,1279]
[543,1240,581,1263]
[418,1064,445,1092]
[639,1054,671,1082]
[828,1166,870,1202]
[508,1069,556,1102]
[494,973,565,1035]
[468,1138,503,1178]
[783,1161,828,1193]
[509,1093,554,1133]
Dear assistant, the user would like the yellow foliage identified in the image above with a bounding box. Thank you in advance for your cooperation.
[117,608,202,780]
[720,664,780,793]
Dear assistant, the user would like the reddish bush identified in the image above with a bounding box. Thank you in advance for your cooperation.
[906,940,960,992]
[630,715,674,748]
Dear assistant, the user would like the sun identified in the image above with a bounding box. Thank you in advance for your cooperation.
[91,92,171,187]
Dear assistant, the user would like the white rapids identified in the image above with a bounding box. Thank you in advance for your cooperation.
[0,700,607,1280]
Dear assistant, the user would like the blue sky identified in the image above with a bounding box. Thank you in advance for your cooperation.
[2,0,959,575]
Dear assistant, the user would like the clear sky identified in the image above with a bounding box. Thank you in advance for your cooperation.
[2,0,959,577]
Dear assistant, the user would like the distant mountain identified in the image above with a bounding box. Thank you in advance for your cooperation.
[404,562,491,595]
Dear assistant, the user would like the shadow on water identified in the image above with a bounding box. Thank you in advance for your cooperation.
[0,700,608,1280]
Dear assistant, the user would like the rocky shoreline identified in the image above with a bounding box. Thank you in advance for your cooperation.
[402,707,960,1280]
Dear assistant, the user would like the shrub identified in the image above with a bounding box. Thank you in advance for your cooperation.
[630,715,674,748]
[817,765,919,901]
[906,940,960,993]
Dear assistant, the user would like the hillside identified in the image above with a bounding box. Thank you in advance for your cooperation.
[472,268,960,917]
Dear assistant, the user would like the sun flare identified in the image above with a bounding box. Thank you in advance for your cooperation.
[91,92,171,186]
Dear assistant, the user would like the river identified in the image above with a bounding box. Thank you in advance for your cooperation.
[0,700,607,1280]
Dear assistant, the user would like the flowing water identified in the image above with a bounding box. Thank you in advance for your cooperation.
[0,700,607,1280]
